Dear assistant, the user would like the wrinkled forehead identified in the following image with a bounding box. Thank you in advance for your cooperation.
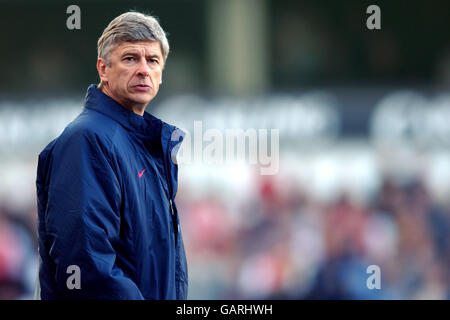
[112,40,164,59]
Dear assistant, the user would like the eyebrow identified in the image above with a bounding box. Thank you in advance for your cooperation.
[121,51,161,60]
[146,54,161,60]
[121,51,139,57]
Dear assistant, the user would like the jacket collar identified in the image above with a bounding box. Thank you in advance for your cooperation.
[83,84,184,198]
[83,84,176,141]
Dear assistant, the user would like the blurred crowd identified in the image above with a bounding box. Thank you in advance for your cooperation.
[0,161,449,300]
[179,169,450,300]
[0,201,37,299]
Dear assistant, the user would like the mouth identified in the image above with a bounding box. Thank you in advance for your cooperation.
[132,84,151,92]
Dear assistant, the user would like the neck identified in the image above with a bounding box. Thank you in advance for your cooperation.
[100,84,145,116]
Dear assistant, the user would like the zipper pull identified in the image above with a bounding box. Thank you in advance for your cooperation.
[169,199,175,216]
[169,198,178,242]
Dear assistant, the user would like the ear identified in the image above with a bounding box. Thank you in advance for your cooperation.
[97,58,109,83]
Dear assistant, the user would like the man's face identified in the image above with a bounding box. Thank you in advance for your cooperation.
[97,40,164,113]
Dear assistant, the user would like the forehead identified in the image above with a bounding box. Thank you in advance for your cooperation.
[113,40,163,57]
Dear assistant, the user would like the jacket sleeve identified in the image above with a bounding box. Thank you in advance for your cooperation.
[44,128,144,299]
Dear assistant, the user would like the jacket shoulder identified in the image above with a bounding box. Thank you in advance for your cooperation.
[68,108,120,141]
[38,109,122,174]
[37,108,122,188]
[57,108,121,152]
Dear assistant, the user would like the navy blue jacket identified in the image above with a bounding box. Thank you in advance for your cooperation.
[36,85,188,299]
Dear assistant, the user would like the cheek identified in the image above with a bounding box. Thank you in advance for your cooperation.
[110,70,123,85]
[153,71,162,84]
[113,68,131,85]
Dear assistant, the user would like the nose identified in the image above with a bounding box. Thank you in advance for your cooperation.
[136,57,150,77]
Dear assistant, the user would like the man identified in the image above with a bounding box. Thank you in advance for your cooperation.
[35,11,188,299]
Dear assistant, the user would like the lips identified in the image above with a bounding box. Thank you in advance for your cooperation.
[132,84,151,92]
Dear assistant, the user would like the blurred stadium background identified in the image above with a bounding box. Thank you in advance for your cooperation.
[0,0,449,299]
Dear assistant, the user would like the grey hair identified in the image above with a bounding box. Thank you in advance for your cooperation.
[97,11,169,66]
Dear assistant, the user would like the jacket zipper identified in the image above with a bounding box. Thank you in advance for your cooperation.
[162,128,178,243]
[162,126,184,299]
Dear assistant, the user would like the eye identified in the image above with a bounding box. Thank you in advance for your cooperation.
[123,56,135,62]
[149,58,159,65]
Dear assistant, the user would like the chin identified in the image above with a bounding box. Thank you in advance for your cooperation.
[131,94,153,105]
